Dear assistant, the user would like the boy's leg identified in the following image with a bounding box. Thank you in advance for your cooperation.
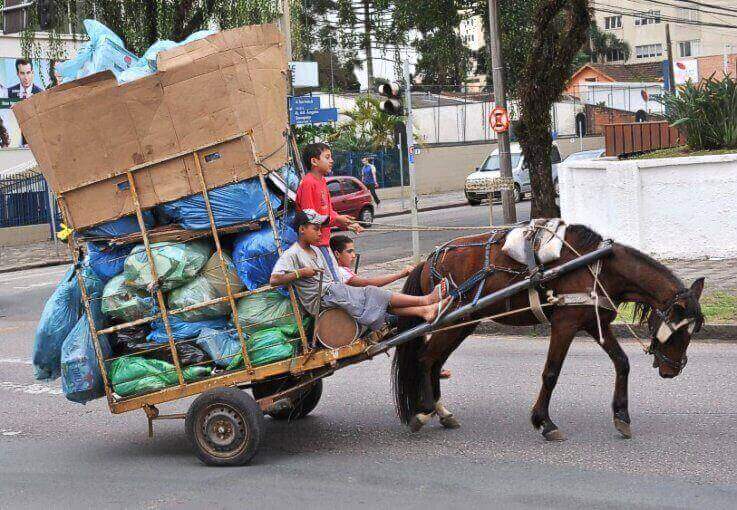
[389,297,452,322]
[388,284,445,308]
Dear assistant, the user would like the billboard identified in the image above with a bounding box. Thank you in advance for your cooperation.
[0,57,55,148]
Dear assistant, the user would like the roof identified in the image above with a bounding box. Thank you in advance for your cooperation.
[0,158,39,179]
[581,62,664,83]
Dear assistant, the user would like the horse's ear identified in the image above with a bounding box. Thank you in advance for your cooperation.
[690,277,705,300]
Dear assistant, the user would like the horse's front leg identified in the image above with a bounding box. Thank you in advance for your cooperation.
[586,322,632,439]
[530,318,578,441]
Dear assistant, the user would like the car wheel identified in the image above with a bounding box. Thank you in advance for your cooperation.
[359,207,374,227]
[554,178,560,197]
[467,196,482,206]
[513,184,522,203]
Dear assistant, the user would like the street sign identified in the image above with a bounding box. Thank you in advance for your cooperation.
[290,107,338,126]
[289,61,319,88]
[289,96,320,111]
[489,106,510,134]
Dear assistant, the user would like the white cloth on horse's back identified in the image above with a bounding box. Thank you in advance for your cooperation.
[502,219,567,266]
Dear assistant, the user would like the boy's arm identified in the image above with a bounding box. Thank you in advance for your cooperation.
[270,252,317,286]
[345,266,413,288]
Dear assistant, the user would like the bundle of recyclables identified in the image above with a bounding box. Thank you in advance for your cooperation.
[24,21,309,404]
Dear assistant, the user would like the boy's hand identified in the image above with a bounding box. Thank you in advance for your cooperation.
[348,222,364,234]
[402,264,416,276]
[299,267,318,278]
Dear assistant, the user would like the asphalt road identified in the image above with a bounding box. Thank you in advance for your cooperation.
[2,264,737,508]
[354,201,532,265]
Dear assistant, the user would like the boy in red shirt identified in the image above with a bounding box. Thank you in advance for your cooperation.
[297,143,363,280]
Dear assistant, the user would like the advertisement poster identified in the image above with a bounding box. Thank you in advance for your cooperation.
[0,58,56,148]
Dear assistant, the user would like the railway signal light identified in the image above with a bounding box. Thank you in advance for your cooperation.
[377,82,403,116]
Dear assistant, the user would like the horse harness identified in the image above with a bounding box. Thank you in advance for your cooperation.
[426,226,616,324]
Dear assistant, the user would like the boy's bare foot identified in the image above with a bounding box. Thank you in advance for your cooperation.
[424,279,449,305]
[421,297,452,322]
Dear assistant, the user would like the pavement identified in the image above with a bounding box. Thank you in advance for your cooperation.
[1,263,737,507]
[375,189,468,217]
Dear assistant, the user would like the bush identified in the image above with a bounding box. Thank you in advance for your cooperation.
[657,74,737,151]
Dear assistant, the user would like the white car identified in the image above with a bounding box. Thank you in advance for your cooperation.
[464,142,562,205]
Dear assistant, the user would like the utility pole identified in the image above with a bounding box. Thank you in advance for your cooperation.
[665,24,676,92]
[403,59,420,263]
[487,0,516,223]
[281,0,292,61]
[363,0,374,94]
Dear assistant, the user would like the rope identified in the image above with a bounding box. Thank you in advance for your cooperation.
[428,303,555,335]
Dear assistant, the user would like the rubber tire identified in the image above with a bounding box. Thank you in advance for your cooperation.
[513,184,522,203]
[359,207,374,227]
[185,387,264,466]
[466,196,482,206]
[252,378,323,421]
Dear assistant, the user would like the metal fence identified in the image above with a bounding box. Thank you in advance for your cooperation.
[331,148,408,188]
[0,172,59,228]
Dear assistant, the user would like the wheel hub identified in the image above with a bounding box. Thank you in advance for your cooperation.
[199,405,248,456]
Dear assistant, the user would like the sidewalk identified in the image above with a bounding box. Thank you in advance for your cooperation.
[375,190,467,217]
[0,240,71,274]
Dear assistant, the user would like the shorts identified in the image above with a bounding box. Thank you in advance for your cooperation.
[322,283,393,331]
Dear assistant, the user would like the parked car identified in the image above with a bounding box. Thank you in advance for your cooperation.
[326,175,375,226]
[562,148,605,164]
[464,142,562,205]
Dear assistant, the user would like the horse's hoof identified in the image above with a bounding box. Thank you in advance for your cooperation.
[439,415,461,429]
[614,418,632,439]
[543,428,566,442]
[409,415,426,433]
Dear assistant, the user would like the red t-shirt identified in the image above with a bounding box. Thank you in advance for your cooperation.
[295,172,339,246]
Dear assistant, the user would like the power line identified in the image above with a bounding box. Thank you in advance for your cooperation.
[630,0,737,20]
[595,4,737,29]
[670,0,737,16]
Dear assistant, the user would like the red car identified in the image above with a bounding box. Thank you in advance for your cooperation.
[326,175,374,227]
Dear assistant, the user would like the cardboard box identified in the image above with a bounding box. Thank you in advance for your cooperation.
[13,23,289,230]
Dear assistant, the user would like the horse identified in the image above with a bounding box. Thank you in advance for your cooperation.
[393,222,705,441]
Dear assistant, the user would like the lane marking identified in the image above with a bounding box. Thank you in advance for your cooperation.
[12,282,57,290]
[0,357,32,365]
[1,430,22,436]
[0,381,62,395]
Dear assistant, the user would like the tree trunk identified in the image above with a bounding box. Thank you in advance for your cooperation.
[517,110,559,218]
[363,0,374,93]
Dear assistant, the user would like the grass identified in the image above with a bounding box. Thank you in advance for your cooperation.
[615,292,737,324]
[632,146,737,160]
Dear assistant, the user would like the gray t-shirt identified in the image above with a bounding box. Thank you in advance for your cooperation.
[271,242,338,314]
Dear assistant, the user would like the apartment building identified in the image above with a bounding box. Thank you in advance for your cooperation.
[593,0,737,64]
[457,10,487,90]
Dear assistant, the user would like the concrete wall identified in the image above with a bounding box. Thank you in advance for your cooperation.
[0,148,35,173]
[0,224,49,247]
[559,154,737,259]
[378,135,605,198]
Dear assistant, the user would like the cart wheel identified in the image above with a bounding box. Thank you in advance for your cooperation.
[185,387,264,466]
[252,379,323,421]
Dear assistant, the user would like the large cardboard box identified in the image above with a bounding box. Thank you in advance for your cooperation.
[13,23,289,230]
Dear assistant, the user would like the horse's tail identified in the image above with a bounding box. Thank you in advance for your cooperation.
[392,262,426,424]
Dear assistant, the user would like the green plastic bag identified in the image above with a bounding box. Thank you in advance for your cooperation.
[167,276,230,321]
[167,252,245,322]
[101,274,154,323]
[236,289,308,336]
[109,356,212,397]
[227,328,297,369]
[124,240,211,291]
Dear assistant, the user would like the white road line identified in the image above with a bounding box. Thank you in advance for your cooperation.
[0,358,32,365]
[0,381,62,395]
[1,430,22,436]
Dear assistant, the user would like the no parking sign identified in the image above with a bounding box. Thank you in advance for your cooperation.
[489,106,510,134]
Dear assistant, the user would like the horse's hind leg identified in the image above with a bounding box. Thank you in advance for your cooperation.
[530,317,578,441]
[585,322,632,439]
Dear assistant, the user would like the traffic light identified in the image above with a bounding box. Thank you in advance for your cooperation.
[377,82,403,116]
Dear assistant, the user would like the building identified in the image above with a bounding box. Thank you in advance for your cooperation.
[592,0,737,65]
[457,11,487,90]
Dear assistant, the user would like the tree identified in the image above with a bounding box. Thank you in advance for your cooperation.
[516,0,590,217]
[413,31,471,91]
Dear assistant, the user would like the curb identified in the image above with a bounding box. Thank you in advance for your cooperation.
[0,258,71,275]
[375,200,468,219]
[475,322,736,341]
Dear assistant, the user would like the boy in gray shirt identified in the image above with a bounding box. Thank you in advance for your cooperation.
[271,209,448,331]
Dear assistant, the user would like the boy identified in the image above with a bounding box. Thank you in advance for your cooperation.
[296,143,363,281]
[330,234,413,287]
[270,210,449,331]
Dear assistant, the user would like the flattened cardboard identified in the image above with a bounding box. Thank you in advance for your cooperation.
[13,23,288,230]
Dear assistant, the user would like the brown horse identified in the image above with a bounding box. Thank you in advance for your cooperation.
[393,223,705,440]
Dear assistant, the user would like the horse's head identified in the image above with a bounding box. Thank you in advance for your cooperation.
[646,278,705,378]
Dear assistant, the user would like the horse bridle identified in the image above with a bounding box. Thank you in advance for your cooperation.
[647,288,703,371]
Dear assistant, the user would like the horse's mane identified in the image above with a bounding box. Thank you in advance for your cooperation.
[566,224,603,252]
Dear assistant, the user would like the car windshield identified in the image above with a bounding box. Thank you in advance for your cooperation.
[481,153,522,171]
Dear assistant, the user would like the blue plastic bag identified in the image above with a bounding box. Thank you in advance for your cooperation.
[159,179,282,230]
[87,243,132,282]
[147,314,229,344]
[83,211,155,238]
[195,328,242,368]
[232,220,297,296]
[60,283,111,404]
[57,20,138,82]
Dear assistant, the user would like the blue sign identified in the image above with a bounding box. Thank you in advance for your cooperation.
[290,107,338,126]
[289,96,321,111]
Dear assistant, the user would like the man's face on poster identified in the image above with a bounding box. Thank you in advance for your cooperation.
[17,63,34,88]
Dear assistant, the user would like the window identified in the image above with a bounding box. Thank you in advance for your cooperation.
[635,10,661,26]
[606,49,626,62]
[481,154,523,171]
[585,77,597,82]
[342,179,362,194]
[677,7,699,22]
[635,44,663,59]
[604,15,622,29]
[679,40,701,58]
[327,180,342,197]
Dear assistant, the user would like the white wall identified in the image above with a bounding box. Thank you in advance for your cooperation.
[559,154,737,259]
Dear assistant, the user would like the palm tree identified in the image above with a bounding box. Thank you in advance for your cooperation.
[588,24,630,63]
[340,96,399,150]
